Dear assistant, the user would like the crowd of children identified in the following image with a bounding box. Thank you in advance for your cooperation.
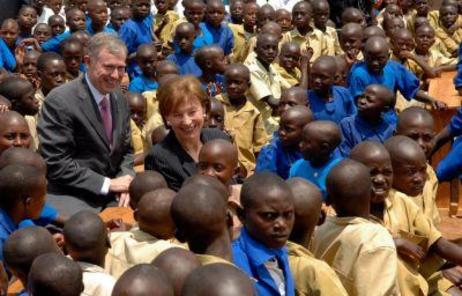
[2,0,462,295]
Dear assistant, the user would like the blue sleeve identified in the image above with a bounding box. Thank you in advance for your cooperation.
[119,23,136,54]
[437,140,462,181]
[255,144,277,174]
[396,63,420,100]
[41,31,70,52]
[224,26,234,55]
[348,69,367,99]
[455,46,462,88]
[0,39,15,71]
[128,78,142,93]
[342,87,357,116]
[18,203,59,228]
[449,108,462,136]
[339,119,354,157]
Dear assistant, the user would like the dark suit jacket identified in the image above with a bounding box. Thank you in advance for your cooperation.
[38,76,134,199]
[144,128,229,191]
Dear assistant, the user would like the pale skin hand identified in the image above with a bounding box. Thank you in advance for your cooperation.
[109,175,133,207]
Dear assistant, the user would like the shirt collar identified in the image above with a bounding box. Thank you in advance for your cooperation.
[239,228,288,266]
[85,73,106,106]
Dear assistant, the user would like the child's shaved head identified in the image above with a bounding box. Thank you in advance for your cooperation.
[63,211,109,266]
[183,174,229,199]
[279,106,313,148]
[171,183,228,251]
[341,7,365,27]
[287,177,322,245]
[384,135,427,196]
[0,147,46,173]
[327,159,371,216]
[279,86,308,115]
[198,139,238,185]
[112,264,174,296]
[4,226,60,285]
[182,263,254,296]
[136,188,176,239]
[29,253,84,296]
[396,107,435,157]
[152,248,201,295]
[302,121,341,150]
[363,26,386,41]
[128,171,168,209]
[259,21,282,37]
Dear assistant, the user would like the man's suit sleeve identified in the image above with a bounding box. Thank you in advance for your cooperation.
[117,97,135,177]
[38,91,107,195]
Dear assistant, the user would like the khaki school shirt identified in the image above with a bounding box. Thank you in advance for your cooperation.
[196,254,234,266]
[154,10,180,45]
[410,164,441,227]
[311,216,400,296]
[25,115,38,151]
[272,63,301,87]
[105,227,180,278]
[287,241,348,296]
[79,261,116,296]
[283,28,328,62]
[130,119,148,155]
[229,23,255,63]
[434,23,462,55]
[321,26,342,56]
[142,90,159,119]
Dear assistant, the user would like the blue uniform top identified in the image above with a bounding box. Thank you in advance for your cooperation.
[18,203,59,228]
[119,15,154,54]
[0,38,16,71]
[436,107,462,181]
[85,21,117,36]
[348,60,420,124]
[167,52,202,76]
[232,228,295,296]
[307,86,356,124]
[339,114,396,156]
[255,135,303,180]
[201,74,225,97]
[0,209,18,262]
[128,74,159,93]
[454,45,462,88]
[199,22,234,55]
[289,150,343,200]
[41,31,71,52]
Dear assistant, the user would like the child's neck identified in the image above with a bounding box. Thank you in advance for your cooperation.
[291,233,311,248]
[256,56,271,70]
[191,233,232,262]
[229,95,247,109]
[200,71,218,84]
[231,17,243,25]
[309,153,331,167]
[315,24,326,32]
[315,87,332,101]
[297,24,313,36]
[91,21,105,33]
[358,111,382,125]
[244,23,254,34]
[370,202,384,221]
[42,86,52,97]
[415,47,429,56]
[336,208,369,219]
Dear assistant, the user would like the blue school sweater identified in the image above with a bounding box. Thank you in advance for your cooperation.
[0,209,18,262]
[454,45,462,88]
[199,22,234,55]
[232,228,295,296]
[307,86,356,124]
[339,114,396,156]
[0,38,16,71]
[128,74,159,93]
[348,60,420,124]
[167,51,202,76]
[437,107,462,181]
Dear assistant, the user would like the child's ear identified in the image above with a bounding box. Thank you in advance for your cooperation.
[133,209,139,222]
[321,142,331,153]
[236,206,245,224]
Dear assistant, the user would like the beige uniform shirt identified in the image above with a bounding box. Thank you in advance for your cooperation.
[130,119,148,155]
[35,89,45,110]
[244,53,285,135]
[79,262,116,296]
[283,28,328,62]
[24,115,38,151]
[311,216,400,296]
[229,23,255,63]
[434,23,462,55]
[105,227,179,278]
[196,254,234,266]
[287,241,348,296]
[272,63,301,87]
[142,90,159,119]
[321,26,342,56]
[154,10,180,45]
[411,165,441,227]
[217,94,268,176]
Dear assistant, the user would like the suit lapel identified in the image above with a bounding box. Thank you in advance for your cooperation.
[78,77,110,149]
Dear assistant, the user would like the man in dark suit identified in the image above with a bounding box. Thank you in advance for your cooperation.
[38,32,134,216]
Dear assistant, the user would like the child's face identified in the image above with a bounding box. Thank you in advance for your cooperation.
[300,129,326,161]
[277,92,306,115]
[198,146,235,185]
[175,27,195,53]
[22,53,39,77]
[207,101,225,130]
[392,33,414,56]
[206,2,226,28]
[278,113,305,148]
[132,0,151,19]
[40,60,67,92]
[257,8,274,28]
[128,97,147,127]
[279,46,300,71]
[397,120,435,158]
[67,11,87,31]
[340,30,362,56]
[20,84,40,116]
[155,0,169,14]
[255,35,279,65]
[138,50,157,77]
[109,0,126,9]
[31,0,45,9]
[111,9,130,31]
[385,18,405,37]
[0,119,31,154]
[225,69,249,100]
[49,18,65,36]
[275,10,292,32]
[1,23,19,48]
[211,50,226,74]
[292,4,311,29]
[243,4,257,28]
[70,0,88,12]
[357,87,388,118]
[334,61,348,87]
[342,12,366,27]
[385,4,402,18]
[313,4,329,29]
[26,176,46,220]
[184,3,205,26]
[365,47,389,75]
[243,189,294,249]
[18,8,38,31]
[415,0,429,16]
[415,26,435,52]
[230,1,244,22]
[33,25,51,44]
[88,2,109,27]
[392,155,427,196]
[156,64,179,80]
[62,44,83,76]
[47,0,62,14]
[440,5,458,28]
[359,150,393,204]
[310,62,335,94]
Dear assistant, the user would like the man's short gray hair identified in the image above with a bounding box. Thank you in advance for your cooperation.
[88,32,128,59]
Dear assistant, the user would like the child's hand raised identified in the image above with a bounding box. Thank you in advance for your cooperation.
[394,237,425,265]
[299,47,313,68]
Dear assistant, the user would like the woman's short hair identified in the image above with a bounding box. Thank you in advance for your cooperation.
[157,75,209,118]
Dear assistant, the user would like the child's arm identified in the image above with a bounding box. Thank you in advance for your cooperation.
[394,237,426,265]
[401,51,438,78]
[299,47,313,89]
[414,90,447,110]
[432,238,462,266]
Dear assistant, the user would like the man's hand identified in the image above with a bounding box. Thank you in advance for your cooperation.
[116,192,130,207]
[109,175,133,193]
[394,238,425,265]
[432,100,448,111]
